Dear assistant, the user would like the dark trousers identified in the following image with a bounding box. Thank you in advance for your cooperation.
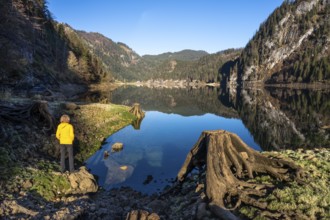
[60,144,74,172]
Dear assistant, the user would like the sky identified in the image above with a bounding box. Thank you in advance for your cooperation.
[47,0,284,56]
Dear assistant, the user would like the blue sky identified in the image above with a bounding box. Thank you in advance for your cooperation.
[48,0,284,55]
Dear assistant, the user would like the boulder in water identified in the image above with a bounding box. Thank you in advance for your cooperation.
[111,142,123,152]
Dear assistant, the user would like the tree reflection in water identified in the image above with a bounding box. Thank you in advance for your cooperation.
[231,87,330,150]
[85,85,330,193]
[86,85,330,151]
[109,85,330,151]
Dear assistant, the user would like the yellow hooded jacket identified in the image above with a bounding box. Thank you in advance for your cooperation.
[56,122,74,144]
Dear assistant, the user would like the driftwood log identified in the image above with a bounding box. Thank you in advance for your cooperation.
[177,130,304,220]
[129,103,145,119]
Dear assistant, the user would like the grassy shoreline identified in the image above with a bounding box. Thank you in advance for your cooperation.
[67,104,330,219]
[1,99,329,219]
[0,101,137,202]
[69,103,137,163]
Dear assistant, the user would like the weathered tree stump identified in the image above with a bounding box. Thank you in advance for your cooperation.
[129,103,145,119]
[177,130,304,220]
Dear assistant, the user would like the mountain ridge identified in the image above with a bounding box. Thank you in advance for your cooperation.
[75,29,240,82]
[142,49,209,62]
[1,0,329,100]
[224,0,330,85]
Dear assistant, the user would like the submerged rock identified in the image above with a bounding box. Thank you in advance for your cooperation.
[112,142,124,152]
[104,159,134,185]
[103,150,110,159]
[143,175,153,185]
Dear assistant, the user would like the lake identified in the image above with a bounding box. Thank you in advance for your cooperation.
[85,86,330,194]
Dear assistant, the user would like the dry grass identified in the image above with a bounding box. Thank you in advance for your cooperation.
[239,148,330,219]
[72,103,136,163]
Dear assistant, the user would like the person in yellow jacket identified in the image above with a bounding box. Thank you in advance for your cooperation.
[56,114,75,173]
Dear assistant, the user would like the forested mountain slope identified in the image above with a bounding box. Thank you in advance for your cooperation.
[0,0,241,89]
[0,0,112,97]
[77,29,241,83]
[76,31,146,81]
[226,0,330,85]
[6,0,326,90]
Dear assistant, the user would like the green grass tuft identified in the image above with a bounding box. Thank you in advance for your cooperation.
[30,161,71,201]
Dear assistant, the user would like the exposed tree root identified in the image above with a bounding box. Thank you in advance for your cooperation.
[0,101,55,132]
[2,200,39,217]
[177,130,305,219]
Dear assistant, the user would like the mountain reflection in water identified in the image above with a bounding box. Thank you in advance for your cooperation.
[236,87,330,150]
[85,85,330,193]
[105,86,330,151]
[86,110,260,194]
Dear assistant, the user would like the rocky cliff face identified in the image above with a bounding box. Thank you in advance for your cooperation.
[228,0,330,85]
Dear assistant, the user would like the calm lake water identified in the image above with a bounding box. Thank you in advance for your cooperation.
[85,86,330,194]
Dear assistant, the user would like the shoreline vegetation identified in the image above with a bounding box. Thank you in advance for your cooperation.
[0,86,329,219]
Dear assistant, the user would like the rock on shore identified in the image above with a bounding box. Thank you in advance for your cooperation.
[67,166,98,194]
